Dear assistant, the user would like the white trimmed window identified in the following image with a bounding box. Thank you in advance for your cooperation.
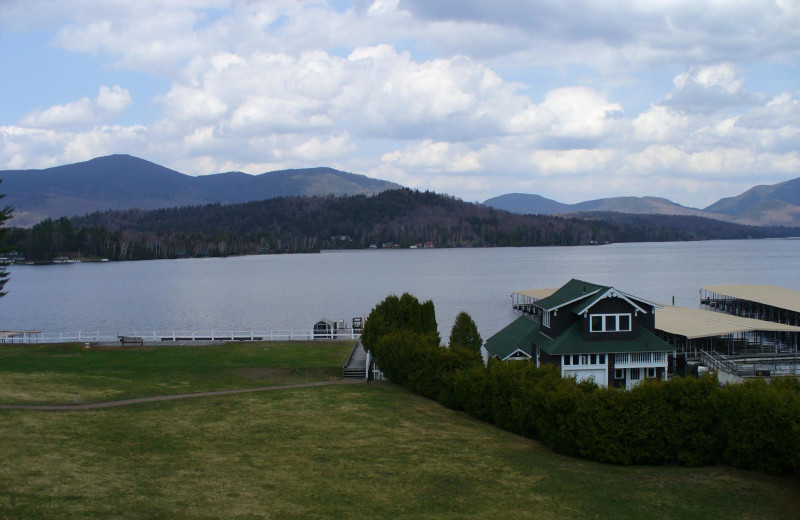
[614,368,624,379]
[590,313,632,332]
[543,311,551,328]
[646,367,657,378]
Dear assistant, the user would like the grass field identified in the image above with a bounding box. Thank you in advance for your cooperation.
[1,342,798,519]
[0,341,354,405]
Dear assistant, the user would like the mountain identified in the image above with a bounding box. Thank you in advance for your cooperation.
[0,155,401,226]
[485,177,800,227]
[481,193,571,214]
[703,177,800,226]
[484,193,717,219]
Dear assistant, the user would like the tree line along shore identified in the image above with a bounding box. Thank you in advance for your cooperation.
[3,189,798,263]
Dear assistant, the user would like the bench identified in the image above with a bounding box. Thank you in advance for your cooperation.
[119,336,144,346]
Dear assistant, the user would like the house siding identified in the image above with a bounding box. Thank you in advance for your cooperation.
[546,308,575,337]
[539,349,561,368]
[579,297,658,343]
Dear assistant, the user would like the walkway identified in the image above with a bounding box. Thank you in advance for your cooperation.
[0,379,362,411]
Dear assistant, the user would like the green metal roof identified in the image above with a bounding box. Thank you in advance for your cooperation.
[568,287,654,316]
[533,279,606,312]
[485,316,674,359]
[483,315,539,359]
[533,279,659,316]
[532,322,675,355]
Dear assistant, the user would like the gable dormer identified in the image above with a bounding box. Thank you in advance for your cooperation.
[571,287,660,340]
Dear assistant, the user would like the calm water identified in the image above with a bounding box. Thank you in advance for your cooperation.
[2,239,799,339]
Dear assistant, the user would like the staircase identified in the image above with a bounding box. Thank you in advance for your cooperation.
[343,341,368,379]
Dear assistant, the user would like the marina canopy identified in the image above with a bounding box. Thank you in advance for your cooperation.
[512,288,558,300]
[655,306,800,339]
[701,284,800,314]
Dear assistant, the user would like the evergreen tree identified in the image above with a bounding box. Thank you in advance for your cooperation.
[449,311,482,353]
[361,292,439,351]
[0,181,13,297]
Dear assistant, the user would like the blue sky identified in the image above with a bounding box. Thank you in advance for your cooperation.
[1,0,798,208]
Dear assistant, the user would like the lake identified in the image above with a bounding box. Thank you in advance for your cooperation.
[2,238,799,340]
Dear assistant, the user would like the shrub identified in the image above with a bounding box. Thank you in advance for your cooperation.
[717,377,800,474]
[361,293,438,352]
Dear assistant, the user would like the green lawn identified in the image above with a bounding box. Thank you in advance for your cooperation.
[1,342,798,519]
[0,341,354,405]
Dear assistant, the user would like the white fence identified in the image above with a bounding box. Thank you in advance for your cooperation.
[0,329,362,344]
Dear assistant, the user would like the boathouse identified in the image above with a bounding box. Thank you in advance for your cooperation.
[485,279,674,389]
[313,319,336,339]
[510,283,800,382]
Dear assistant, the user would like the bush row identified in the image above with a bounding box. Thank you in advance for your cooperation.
[370,332,800,474]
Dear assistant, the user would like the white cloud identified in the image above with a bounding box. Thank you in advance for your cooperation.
[663,64,756,113]
[381,140,481,171]
[538,87,624,140]
[631,105,690,143]
[2,1,799,210]
[0,124,147,170]
[19,86,133,129]
[289,132,356,162]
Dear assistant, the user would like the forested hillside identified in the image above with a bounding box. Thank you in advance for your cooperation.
[2,189,796,262]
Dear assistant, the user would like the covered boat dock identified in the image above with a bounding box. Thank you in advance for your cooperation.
[655,306,800,356]
[701,284,800,326]
[511,288,560,314]
[654,305,800,379]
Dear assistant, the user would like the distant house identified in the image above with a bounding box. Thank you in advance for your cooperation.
[483,279,675,389]
[313,318,336,339]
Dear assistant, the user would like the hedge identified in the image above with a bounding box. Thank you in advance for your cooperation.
[364,295,800,474]
[377,333,800,473]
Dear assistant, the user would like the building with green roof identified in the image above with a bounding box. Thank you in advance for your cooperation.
[483,279,675,389]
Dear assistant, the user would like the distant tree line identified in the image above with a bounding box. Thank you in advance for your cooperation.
[2,189,798,262]
[363,293,800,475]
[0,180,12,296]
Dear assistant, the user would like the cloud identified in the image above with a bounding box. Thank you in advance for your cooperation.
[0,123,147,170]
[662,64,757,114]
[399,0,800,67]
[18,86,133,129]
[2,0,799,210]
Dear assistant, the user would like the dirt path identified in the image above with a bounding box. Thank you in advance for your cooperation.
[0,379,363,411]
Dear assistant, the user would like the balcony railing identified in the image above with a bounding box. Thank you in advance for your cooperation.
[615,352,667,367]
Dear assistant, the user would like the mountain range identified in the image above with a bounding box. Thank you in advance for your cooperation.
[0,155,400,226]
[1,153,799,228]
[483,177,800,227]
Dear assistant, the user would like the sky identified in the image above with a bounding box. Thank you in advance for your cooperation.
[0,0,798,209]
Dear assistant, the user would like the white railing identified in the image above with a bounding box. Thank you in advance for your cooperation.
[615,352,668,367]
[0,329,362,344]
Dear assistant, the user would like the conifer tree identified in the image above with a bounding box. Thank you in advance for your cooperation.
[449,311,482,353]
[361,292,439,351]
